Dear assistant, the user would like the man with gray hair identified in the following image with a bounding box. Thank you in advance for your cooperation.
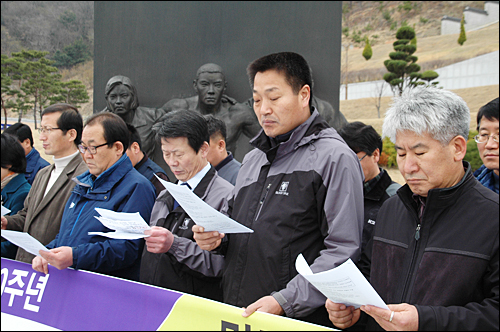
[326,87,499,331]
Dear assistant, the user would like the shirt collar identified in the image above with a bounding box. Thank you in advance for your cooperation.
[179,162,210,190]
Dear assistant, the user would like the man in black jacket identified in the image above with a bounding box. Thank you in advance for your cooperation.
[338,121,401,253]
[327,87,499,330]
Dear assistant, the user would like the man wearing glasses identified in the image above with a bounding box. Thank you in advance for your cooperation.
[31,112,156,281]
[1,103,88,264]
[474,97,499,194]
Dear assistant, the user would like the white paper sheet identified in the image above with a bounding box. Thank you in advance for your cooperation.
[155,175,253,233]
[1,205,11,216]
[1,230,49,257]
[296,254,389,310]
[88,208,151,239]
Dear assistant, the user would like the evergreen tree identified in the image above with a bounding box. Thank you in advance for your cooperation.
[383,26,424,96]
[362,37,373,61]
[458,14,467,46]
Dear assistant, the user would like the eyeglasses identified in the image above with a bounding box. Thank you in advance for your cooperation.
[78,143,108,155]
[358,154,368,162]
[38,127,62,134]
[474,134,499,144]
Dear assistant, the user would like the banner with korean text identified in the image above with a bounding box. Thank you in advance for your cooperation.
[1,258,334,331]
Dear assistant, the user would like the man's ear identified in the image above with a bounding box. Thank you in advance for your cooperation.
[199,141,210,158]
[451,135,467,162]
[299,85,311,108]
[372,148,380,163]
[65,128,77,143]
[193,79,198,91]
[20,138,31,149]
[114,141,125,156]
[218,138,226,151]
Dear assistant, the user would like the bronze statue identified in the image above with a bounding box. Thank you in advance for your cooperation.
[161,63,261,158]
[102,75,168,171]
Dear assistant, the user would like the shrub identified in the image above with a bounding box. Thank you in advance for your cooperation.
[381,137,398,168]
[464,130,483,172]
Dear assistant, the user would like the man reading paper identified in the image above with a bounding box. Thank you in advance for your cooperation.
[139,110,233,302]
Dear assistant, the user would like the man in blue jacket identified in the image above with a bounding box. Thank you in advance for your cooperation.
[32,112,156,281]
[3,122,50,185]
[473,97,499,193]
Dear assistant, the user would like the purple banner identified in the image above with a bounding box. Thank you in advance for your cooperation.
[1,258,181,330]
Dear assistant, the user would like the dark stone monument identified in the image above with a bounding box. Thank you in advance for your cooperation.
[94,1,344,161]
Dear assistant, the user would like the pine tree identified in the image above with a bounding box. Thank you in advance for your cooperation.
[383,26,423,96]
[362,37,373,61]
[458,14,467,46]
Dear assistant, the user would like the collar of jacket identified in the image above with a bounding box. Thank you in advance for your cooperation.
[249,108,332,162]
[398,161,474,217]
[2,173,29,197]
[365,168,393,201]
[74,154,132,193]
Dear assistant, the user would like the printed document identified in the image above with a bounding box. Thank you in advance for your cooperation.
[296,254,389,310]
[88,208,151,239]
[1,205,11,216]
[155,175,253,233]
[1,230,49,257]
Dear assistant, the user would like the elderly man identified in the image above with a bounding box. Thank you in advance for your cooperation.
[326,88,499,331]
[161,63,261,159]
[473,97,499,193]
[204,114,241,185]
[140,110,233,301]
[2,104,88,263]
[103,75,168,173]
[193,52,364,327]
[32,112,156,281]
[3,122,50,185]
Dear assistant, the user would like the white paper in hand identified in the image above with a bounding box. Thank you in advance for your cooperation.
[1,230,49,257]
[88,208,151,239]
[154,175,253,233]
[296,254,389,310]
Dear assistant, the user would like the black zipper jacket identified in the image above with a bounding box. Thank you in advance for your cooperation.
[361,162,499,330]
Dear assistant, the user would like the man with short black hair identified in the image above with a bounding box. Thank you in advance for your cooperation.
[32,112,156,281]
[1,103,88,263]
[204,114,241,185]
[126,123,170,196]
[474,97,499,193]
[3,122,50,185]
[338,121,401,252]
[193,52,364,326]
[140,109,233,301]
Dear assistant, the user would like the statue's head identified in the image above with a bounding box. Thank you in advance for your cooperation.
[193,63,227,107]
[104,75,140,117]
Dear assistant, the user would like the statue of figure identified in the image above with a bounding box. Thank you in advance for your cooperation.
[161,63,261,158]
[102,75,168,171]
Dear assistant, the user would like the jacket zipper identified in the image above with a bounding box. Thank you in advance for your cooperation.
[254,183,272,222]
[400,222,422,302]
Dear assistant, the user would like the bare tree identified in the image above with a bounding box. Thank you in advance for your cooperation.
[372,81,387,119]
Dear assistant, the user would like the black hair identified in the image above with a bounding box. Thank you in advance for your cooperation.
[477,97,499,130]
[338,121,383,155]
[127,123,142,150]
[84,112,129,153]
[156,110,209,153]
[1,133,27,173]
[3,122,33,147]
[247,52,314,107]
[41,103,83,147]
[204,114,227,142]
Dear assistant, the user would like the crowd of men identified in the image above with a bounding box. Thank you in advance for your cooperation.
[1,51,498,331]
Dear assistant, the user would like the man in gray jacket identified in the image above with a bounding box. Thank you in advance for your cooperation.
[1,103,88,263]
[140,110,233,301]
[193,52,364,327]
